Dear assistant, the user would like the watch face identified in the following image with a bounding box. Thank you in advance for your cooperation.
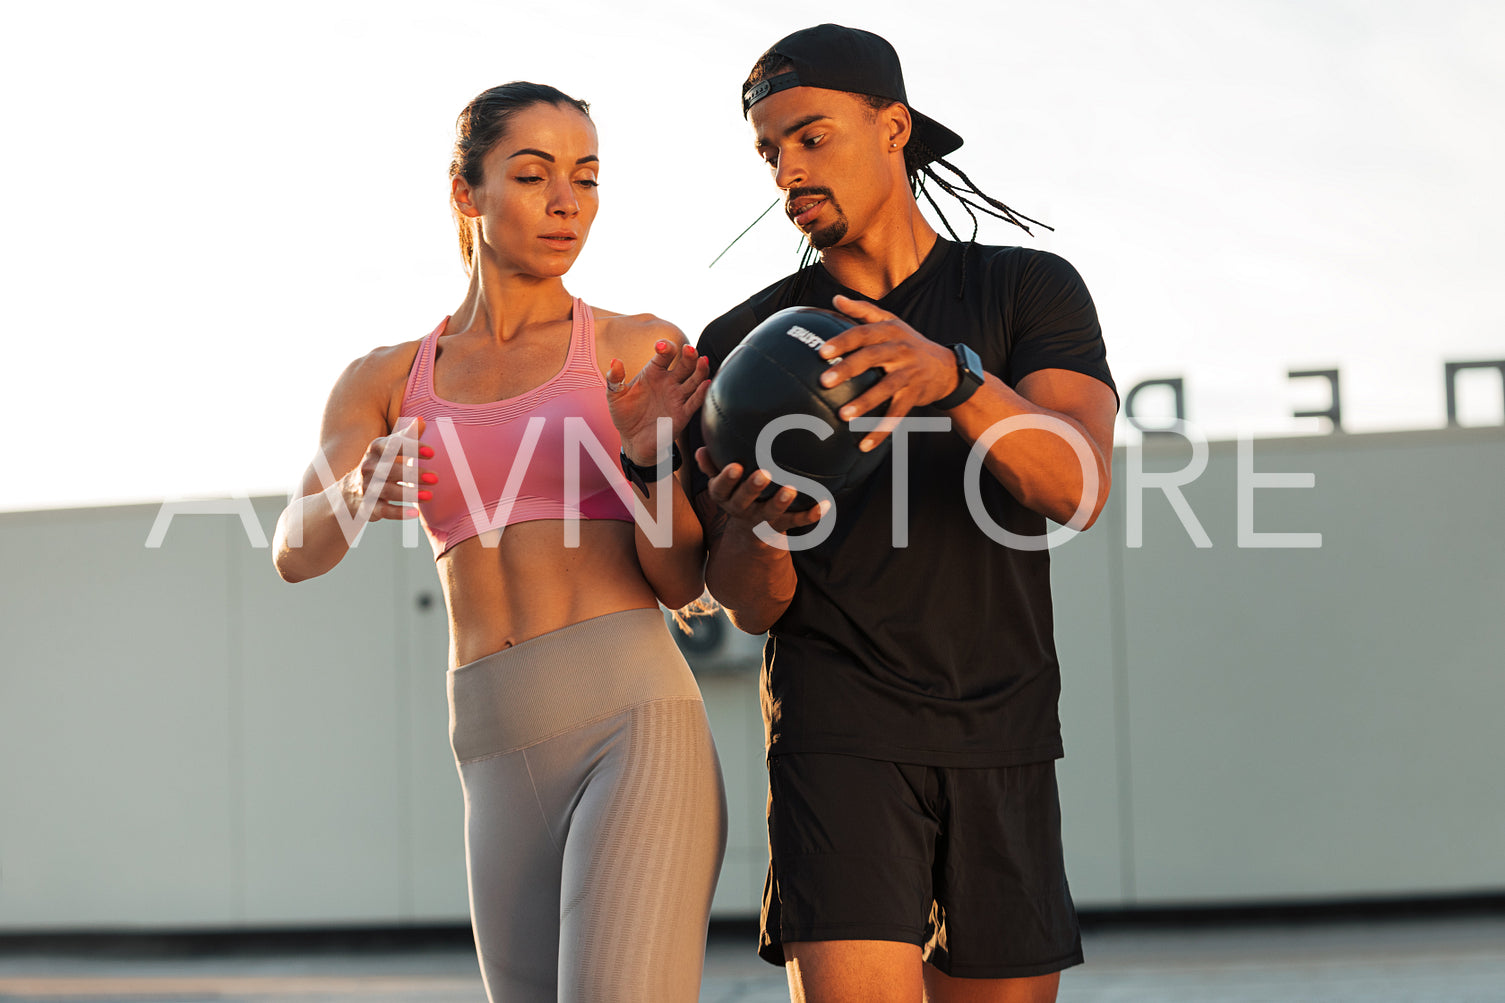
[957,343,983,380]
[934,343,985,410]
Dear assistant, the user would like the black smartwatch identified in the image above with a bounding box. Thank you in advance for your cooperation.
[931,342,985,410]
[619,444,682,495]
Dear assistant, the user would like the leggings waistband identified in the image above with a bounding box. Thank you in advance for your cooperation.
[447,607,702,764]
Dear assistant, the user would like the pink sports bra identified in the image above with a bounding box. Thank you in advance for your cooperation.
[398,299,635,560]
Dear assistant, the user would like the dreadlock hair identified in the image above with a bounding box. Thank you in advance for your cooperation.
[740,54,1051,303]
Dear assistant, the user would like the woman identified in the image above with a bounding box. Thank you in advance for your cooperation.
[272,82,727,1001]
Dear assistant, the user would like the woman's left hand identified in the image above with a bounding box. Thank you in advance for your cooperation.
[606,339,711,465]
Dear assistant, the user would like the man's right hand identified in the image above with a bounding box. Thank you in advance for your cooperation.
[695,447,829,538]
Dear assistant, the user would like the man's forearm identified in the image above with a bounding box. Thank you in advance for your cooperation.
[948,372,1113,529]
[704,520,798,635]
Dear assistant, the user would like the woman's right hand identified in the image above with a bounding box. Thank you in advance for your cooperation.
[337,417,437,521]
[276,342,437,583]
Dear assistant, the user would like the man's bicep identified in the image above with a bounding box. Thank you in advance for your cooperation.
[1015,368,1118,464]
[1003,250,1117,407]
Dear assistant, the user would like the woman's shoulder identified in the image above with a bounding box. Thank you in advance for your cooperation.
[336,336,428,391]
[592,307,686,340]
[591,307,688,359]
[323,329,436,424]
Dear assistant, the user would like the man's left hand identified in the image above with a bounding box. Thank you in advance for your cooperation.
[818,294,958,451]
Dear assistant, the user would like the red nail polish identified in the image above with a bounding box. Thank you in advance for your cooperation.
[419,446,434,459]
[418,490,432,502]
[421,472,438,485]
[656,340,669,352]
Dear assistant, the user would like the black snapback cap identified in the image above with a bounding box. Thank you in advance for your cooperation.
[742,23,963,165]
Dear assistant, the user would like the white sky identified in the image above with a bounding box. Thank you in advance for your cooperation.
[2,0,1503,512]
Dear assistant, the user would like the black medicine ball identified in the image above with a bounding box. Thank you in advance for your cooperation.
[701,307,891,511]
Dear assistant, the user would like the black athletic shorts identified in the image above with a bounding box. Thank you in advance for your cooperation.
[759,752,1083,979]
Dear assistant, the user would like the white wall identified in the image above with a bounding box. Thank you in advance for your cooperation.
[1112,429,1505,905]
[1,427,1502,930]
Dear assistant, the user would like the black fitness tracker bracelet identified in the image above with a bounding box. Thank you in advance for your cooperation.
[620,444,683,495]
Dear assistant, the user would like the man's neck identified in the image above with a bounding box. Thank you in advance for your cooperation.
[818,202,939,301]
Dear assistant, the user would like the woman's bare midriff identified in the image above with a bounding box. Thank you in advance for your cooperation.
[436,518,659,669]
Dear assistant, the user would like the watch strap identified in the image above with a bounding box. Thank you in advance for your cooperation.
[620,443,683,494]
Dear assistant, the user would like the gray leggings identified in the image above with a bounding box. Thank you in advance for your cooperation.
[448,608,728,1002]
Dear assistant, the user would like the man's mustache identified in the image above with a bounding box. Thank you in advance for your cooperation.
[785,187,837,217]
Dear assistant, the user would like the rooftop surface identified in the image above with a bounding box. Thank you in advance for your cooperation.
[2,905,1503,1002]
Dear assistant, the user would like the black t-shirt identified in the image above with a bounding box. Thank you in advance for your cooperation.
[687,238,1116,767]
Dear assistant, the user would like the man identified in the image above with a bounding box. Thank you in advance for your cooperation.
[685,24,1118,1003]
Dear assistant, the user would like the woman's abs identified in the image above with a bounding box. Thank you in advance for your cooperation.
[437,519,657,668]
